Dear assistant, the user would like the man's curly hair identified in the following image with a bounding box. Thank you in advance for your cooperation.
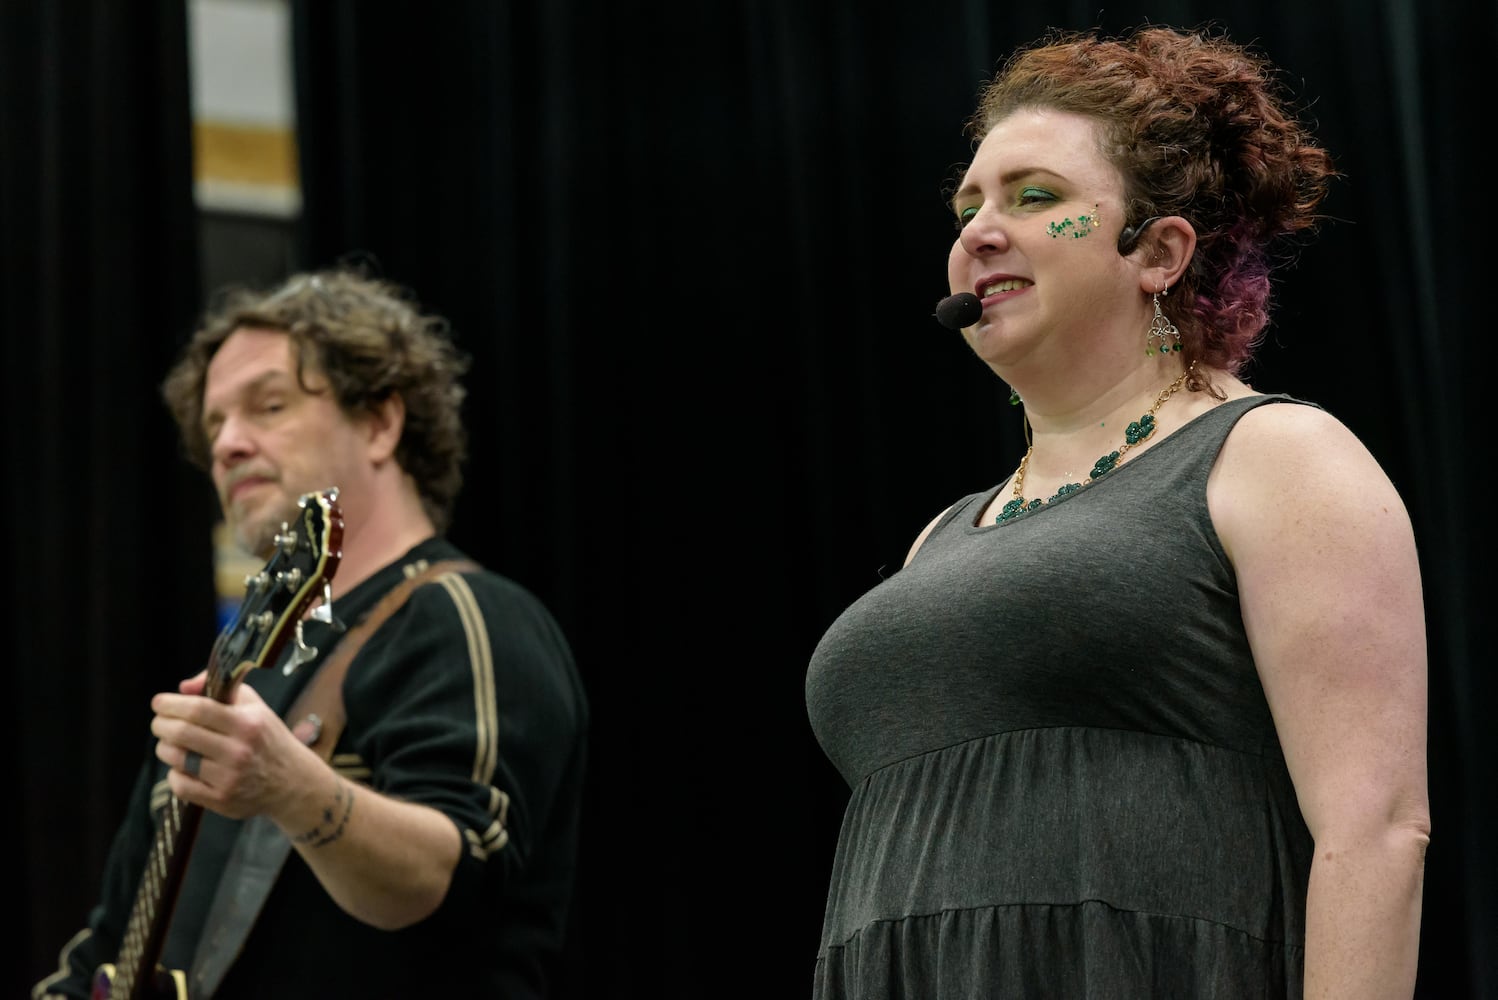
[162,268,471,533]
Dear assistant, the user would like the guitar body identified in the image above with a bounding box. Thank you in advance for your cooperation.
[91,963,187,1000]
[93,490,342,1000]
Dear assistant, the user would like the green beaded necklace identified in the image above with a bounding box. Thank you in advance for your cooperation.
[995,367,1191,524]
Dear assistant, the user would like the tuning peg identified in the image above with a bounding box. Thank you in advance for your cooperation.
[311,582,336,624]
[283,620,319,675]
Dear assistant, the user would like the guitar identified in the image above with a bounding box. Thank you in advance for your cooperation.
[92,489,343,1000]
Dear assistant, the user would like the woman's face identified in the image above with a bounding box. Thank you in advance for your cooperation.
[947,107,1135,372]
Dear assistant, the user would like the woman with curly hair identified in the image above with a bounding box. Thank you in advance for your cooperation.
[807,25,1428,999]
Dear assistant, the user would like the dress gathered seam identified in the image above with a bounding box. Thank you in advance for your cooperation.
[857,723,1283,785]
[822,897,1305,954]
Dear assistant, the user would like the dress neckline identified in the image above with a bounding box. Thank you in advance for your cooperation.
[966,393,1284,531]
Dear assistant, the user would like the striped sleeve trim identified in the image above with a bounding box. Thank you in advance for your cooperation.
[435,572,498,784]
[433,571,511,858]
[467,787,513,859]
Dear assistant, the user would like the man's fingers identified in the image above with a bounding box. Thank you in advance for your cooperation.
[178,669,210,695]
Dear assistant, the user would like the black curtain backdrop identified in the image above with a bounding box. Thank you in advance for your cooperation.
[9,1,1490,998]
[2,0,217,995]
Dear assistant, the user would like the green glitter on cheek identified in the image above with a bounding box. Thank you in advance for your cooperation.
[1047,203,1102,239]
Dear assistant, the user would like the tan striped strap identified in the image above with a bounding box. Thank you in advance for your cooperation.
[293,558,479,762]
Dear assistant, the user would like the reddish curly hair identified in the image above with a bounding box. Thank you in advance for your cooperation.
[968,25,1338,384]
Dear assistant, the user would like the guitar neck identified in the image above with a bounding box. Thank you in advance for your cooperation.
[110,646,245,999]
[98,489,342,1000]
[109,792,205,1000]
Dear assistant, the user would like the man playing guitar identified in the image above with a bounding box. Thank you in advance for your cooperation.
[33,269,589,1000]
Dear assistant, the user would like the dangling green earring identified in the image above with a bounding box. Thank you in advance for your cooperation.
[1146,285,1183,356]
[1009,387,1022,406]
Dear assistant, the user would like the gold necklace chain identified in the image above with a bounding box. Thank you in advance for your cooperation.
[997,367,1191,524]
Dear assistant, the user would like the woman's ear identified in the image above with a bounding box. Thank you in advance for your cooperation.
[1136,215,1197,293]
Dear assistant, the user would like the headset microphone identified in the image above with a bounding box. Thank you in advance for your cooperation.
[934,292,983,330]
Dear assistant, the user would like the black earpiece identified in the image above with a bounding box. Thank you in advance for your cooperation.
[1116,216,1162,256]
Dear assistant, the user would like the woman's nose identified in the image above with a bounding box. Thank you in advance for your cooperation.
[957,205,1009,256]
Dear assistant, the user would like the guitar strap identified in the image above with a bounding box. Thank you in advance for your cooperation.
[187,558,478,998]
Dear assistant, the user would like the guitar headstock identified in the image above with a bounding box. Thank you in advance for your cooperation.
[205,489,344,699]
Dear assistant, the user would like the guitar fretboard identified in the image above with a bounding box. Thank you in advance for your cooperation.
[113,792,202,998]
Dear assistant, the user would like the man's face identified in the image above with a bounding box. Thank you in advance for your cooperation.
[201,326,371,556]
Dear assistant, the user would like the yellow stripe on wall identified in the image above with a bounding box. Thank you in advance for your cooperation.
[194,120,299,189]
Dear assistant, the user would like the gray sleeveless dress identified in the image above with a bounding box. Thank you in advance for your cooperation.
[805,395,1313,999]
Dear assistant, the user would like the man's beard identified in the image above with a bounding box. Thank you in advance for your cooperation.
[231,491,300,558]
